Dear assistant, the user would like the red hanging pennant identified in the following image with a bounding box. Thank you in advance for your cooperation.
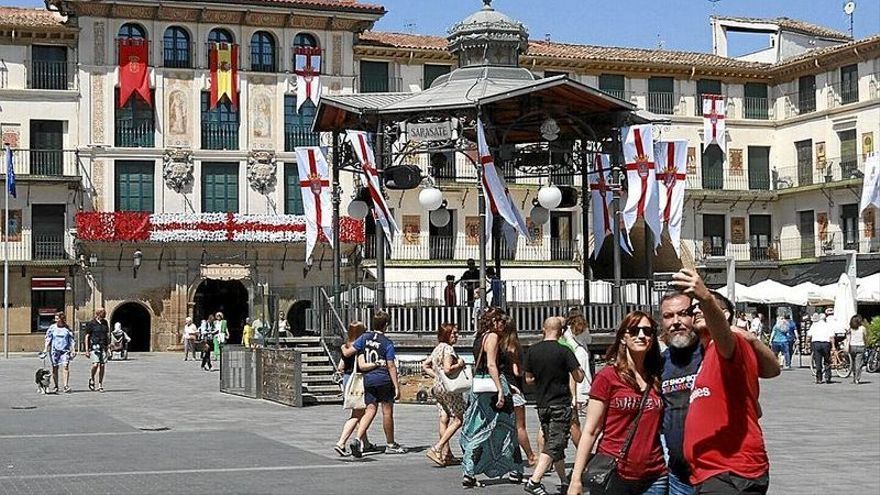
[117,39,151,108]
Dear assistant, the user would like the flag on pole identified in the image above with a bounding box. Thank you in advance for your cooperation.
[209,43,239,109]
[294,146,333,264]
[4,146,14,199]
[655,140,688,257]
[702,95,726,153]
[621,124,661,251]
[294,47,322,112]
[346,130,398,244]
[477,118,530,244]
[860,152,880,214]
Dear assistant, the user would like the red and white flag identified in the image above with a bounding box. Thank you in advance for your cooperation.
[294,47,322,112]
[702,95,726,152]
[346,130,398,244]
[622,125,661,251]
[655,140,688,257]
[294,146,333,263]
[590,153,632,257]
[477,118,530,243]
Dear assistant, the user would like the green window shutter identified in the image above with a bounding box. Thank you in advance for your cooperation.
[285,163,304,215]
[202,162,238,213]
[598,74,624,91]
[648,77,673,93]
[423,64,451,89]
[360,61,389,93]
[115,161,154,212]
[744,83,767,98]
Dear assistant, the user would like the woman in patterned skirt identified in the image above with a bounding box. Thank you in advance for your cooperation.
[422,323,467,466]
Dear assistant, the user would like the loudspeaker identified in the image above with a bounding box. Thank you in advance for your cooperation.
[558,186,578,208]
[382,165,422,190]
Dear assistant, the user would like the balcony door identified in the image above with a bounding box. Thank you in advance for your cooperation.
[202,162,239,213]
[747,146,770,190]
[429,210,455,260]
[795,139,812,187]
[798,210,815,258]
[550,211,572,261]
[31,45,68,90]
[840,204,859,250]
[749,215,771,261]
[32,204,66,260]
[702,214,725,257]
[360,61,389,93]
[701,144,724,190]
[838,130,857,178]
[29,120,64,175]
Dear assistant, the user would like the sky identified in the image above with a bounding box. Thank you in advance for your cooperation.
[7,0,880,54]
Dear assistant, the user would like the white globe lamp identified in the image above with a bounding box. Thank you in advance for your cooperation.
[530,205,550,225]
[429,207,451,227]
[419,187,444,211]
[347,200,369,220]
[537,185,562,209]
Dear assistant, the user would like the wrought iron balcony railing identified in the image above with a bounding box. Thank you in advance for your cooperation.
[284,124,320,151]
[6,149,79,176]
[115,118,155,148]
[201,122,239,150]
[26,60,76,90]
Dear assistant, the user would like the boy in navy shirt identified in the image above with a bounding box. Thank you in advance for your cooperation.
[343,310,405,457]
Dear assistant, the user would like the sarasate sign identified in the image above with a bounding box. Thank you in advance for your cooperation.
[406,121,453,142]
[201,263,251,281]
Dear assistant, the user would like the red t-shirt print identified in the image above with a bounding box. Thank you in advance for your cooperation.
[683,333,770,485]
[589,367,667,482]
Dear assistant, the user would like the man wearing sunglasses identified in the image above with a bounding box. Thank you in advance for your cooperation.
[665,269,779,495]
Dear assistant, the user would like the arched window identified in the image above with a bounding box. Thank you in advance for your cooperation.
[208,28,234,44]
[163,26,191,68]
[250,31,276,72]
[118,23,147,40]
[293,33,317,49]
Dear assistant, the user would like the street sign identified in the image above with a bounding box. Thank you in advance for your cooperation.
[406,121,453,142]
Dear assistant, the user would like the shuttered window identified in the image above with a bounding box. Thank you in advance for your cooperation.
[201,162,238,213]
[115,160,154,212]
[284,163,304,215]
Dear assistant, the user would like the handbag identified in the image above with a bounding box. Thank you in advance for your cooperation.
[343,354,366,410]
[584,384,652,495]
[471,335,498,394]
[438,346,473,394]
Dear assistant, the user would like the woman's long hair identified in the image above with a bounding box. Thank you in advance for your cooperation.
[499,314,522,366]
[604,311,662,391]
[850,314,863,330]
[347,321,366,344]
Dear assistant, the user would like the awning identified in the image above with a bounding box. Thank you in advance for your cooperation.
[31,277,66,290]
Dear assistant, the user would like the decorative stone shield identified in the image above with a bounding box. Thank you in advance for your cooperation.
[162,148,194,192]
[247,150,277,194]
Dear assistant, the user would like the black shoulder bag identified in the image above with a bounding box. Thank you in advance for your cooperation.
[584,384,652,495]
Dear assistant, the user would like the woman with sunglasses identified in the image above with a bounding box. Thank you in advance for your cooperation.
[568,311,667,495]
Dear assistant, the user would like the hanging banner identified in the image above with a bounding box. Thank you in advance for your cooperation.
[860,152,880,214]
[702,95,726,152]
[345,130,399,244]
[294,147,333,263]
[590,153,614,258]
[118,38,151,107]
[621,124,661,251]
[655,139,688,257]
[294,47,322,112]
[209,43,239,109]
[476,118,530,247]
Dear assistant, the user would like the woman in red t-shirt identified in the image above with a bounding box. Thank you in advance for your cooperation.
[568,311,667,495]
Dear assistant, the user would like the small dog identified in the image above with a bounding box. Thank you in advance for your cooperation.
[35,368,52,394]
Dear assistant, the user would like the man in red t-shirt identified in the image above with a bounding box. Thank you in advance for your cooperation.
[671,269,771,495]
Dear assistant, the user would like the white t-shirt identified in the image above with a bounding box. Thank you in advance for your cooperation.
[183,323,198,339]
[849,326,867,347]
[807,321,835,343]
[562,329,592,402]
[749,318,763,335]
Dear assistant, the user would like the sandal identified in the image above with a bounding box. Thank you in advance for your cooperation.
[88,378,95,391]
[334,444,348,457]
[426,447,445,467]
[444,454,462,466]
[462,475,484,488]
[98,386,104,393]
[63,386,71,394]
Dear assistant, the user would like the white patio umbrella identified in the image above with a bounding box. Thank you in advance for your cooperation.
[749,279,806,305]
[832,273,857,334]
[856,273,880,303]
[717,282,764,304]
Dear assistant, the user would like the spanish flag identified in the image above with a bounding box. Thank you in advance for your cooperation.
[209,43,238,109]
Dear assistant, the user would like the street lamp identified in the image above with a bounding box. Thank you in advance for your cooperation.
[529,200,550,225]
[429,201,451,227]
[537,184,562,209]
[133,249,143,278]
[346,187,371,220]
[418,185,444,211]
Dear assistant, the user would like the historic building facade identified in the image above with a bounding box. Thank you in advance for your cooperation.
[0,1,878,350]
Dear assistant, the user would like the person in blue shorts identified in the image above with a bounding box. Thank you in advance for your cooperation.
[43,312,76,394]
[342,310,405,457]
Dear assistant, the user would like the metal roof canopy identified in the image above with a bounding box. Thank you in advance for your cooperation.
[313,67,651,144]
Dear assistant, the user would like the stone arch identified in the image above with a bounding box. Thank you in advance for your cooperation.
[110,301,153,352]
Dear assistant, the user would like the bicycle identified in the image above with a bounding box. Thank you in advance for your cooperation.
[863,344,880,374]
[809,343,852,379]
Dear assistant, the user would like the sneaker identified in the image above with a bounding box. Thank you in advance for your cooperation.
[348,438,363,459]
[523,480,549,495]
[88,378,95,391]
[363,441,381,453]
[384,443,406,455]
[507,471,524,484]
[462,475,484,489]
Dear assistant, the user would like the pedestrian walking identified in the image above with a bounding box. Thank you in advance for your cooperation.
[846,315,867,385]
[213,312,228,361]
[749,313,764,338]
[568,310,666,495]
[422,323,467,467]
[334,321,372,456]
[84,308,111,392]
[563,308,593,449]
[769,316,794,369]
[342,310,405,458]
[242,317,254,348]
[183,317,198,360]
[276,312,291,339]
[522,316,584,495]
[460,307,522,488]
[671,269,772,495]
[501,314,537,473]
[200,315,215,371]
[808,313,834,384]
[43,312,75,393]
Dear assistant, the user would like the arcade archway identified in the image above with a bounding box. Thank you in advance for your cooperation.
[286,300,312,336]
[194,279,249,344]
[111,302,151,352]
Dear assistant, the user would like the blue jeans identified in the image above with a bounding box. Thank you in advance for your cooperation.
[771,341,791,367]
[668,470,696,495]
[639,476,669,495]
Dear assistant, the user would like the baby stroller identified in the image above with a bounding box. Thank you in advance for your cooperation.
[109,323,131,361]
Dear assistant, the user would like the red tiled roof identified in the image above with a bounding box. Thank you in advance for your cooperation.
[711,15,851,41]
[359,31,448,51]
[773,34,880,69]
[0,6,69,29]
[208,0,385,14]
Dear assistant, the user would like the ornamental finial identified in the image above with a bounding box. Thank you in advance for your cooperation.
[482,0,492,8]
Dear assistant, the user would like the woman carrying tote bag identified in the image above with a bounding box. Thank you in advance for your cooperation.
[422,323,468,467]
[568,311,667,495]
[335,321,371,457]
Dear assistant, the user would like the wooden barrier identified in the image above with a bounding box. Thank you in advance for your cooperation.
[260,348,303,408]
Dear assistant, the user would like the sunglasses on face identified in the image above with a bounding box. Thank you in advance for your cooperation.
[626,325,656,337]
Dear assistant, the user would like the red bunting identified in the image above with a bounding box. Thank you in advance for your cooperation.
[117,39,152,108]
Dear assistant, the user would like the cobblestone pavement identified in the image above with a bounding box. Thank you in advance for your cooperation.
[0,352,877,494]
